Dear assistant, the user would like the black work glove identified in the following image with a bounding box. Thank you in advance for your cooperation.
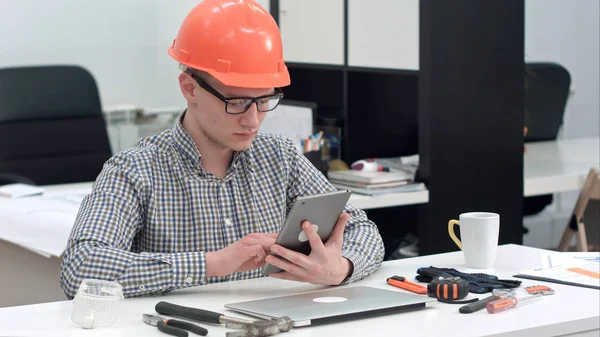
[416,266,522,294]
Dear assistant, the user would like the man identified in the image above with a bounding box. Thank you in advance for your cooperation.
[60,0,384,299]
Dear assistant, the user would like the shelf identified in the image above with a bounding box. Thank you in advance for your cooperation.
[349,189,429,210]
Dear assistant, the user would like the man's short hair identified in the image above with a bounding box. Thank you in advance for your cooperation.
[179,63,209,80]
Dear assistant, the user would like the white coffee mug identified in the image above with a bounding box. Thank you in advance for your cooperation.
[448,212,500,268]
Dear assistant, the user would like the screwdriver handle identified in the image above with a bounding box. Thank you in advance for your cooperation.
[156,302,222,324]
[486,297,518,314]
[459,295,500,314]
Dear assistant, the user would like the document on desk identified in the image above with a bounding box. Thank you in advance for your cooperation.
[0,183,44,198]
[514,252,600,290]
[0,194,84,257]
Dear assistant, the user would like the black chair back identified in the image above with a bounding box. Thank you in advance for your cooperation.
[0,65,112,185]
[525,62,572,142]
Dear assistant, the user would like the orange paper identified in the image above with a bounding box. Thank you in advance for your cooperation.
[567,268,600,279]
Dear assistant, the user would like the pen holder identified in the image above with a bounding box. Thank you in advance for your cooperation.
[303,150,328,176]
[314,117,342,160]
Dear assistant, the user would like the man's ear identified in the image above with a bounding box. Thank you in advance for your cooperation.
[179,72,197,103]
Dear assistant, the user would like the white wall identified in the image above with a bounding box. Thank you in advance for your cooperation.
[0,0,270,111]
[153,0,205,110]
[2,0,596,139]
[348,0,419,70]
[0,0,159,108]
[525,0,600,139]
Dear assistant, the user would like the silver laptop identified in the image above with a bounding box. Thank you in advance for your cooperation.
[224,286,436,327]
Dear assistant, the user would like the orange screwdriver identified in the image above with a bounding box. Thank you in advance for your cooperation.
[486,285,555,314]
[486,293,542,314]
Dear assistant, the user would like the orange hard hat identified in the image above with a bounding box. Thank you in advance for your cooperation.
[168,0,290,89]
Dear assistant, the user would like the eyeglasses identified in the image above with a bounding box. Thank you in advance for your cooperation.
[189,72,284,114]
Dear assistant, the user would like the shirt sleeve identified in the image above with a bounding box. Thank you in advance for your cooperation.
[59,152,208,299]
[283,139,385,284]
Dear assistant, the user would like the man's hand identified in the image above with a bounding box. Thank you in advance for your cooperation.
[266,213,353,285]
[206,232,278,277]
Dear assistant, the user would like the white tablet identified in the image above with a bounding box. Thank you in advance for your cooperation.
[262,189,352,276]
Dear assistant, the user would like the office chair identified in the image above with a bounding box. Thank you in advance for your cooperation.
[0,65,112,186]
[523,62,572,217]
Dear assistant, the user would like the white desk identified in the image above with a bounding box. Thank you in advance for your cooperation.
[0,244,597,337]
[2,137,597,307]
[10,181,430,210]
[357,137,599,206]
[8,135,598,212]
[524,137,600,197]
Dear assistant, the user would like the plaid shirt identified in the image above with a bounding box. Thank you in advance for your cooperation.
[60,113,385,299]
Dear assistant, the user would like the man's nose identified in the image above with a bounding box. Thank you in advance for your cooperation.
[241,103,260,128]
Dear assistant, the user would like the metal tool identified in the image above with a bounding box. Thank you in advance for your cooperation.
[486,294,536,314]
[486,285,555,314]
[492,288,517,297]
[155,301,293,337]
[524,285,555,295]
[459,295,501,314]
[459,286,550,314]
[143,314,208,337]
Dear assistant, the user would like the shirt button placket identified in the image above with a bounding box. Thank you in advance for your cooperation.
[220,183,233,228]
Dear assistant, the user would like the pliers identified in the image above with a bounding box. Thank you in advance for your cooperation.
[155,301,293,337]
[143,313,208,337]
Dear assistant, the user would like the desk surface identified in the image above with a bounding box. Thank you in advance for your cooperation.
[356,136,599,203]
[524,137,599,197]
[0,244,597,337]
[8,136,597,209]
[23,181,430,210]
[1,137,597,259]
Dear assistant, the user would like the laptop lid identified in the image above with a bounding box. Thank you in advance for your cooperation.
[224,286,436,327]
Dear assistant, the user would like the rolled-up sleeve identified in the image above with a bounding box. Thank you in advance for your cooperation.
[59,153,209,299]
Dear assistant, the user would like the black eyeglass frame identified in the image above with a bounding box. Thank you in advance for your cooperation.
[188,72,284,114]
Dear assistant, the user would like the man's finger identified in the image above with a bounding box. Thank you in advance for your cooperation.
[248,245,267,260]
[260,239,277,251]
[265,255,310,279]
[269,271,306,283]
[328,213,350,247]
[247,235,278,251]
[263,232,279,239]
[302,221,326,256]
[271,244,312,269]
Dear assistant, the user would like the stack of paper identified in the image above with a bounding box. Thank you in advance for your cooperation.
[0,183,44,198]
[514,252,600,290]
[327,170,424,196]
